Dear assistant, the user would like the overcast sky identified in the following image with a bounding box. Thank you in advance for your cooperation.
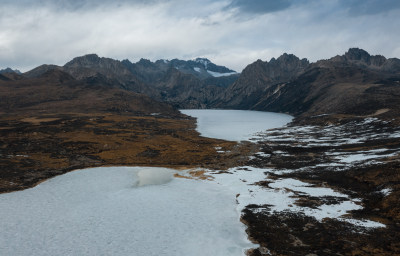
[1,0,400,72]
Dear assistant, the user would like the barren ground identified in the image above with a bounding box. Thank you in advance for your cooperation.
[0,112,255,193]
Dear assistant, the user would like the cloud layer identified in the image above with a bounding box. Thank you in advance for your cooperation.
[1,0,399,72]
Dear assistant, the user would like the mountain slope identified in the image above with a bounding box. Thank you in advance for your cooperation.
[17,48,400,120]
[214,53,309,109]
[0,69,179,116]
[213,48,400,121]
[23,55,239,108]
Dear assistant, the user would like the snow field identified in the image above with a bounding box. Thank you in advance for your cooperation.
[0,167,254,256]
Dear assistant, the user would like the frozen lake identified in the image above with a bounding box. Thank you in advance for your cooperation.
[0,111,384,256]
[0,167,253,256]
[180,109,293,141]
[0,110,295,256]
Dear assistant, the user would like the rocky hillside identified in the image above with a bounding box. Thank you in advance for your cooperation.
[215,48,400,121]
[214,53,309,109]
[317,48,400,74]
[0,68,180,117]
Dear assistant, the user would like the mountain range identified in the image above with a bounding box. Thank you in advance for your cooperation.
[218,48,400,120]
[2,48,400,121]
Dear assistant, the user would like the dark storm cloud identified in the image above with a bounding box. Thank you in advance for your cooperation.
[2,0,162,10]
[340,0,400,15]
[0,0,399,72]
[227,0,292,14]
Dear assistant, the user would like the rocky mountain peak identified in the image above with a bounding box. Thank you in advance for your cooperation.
[64,54,101,67]
[317,48,398,72]
[194,58,211,68]
[274,53,309,68]
[137,58,156,68]
[239,53,310,82]
[61,54,141,86]
[0,67,22,74]
[218,53,310,109]
[345,48,371,62]
[276,53,298,61]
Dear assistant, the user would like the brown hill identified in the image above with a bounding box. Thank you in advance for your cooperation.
[1,66,244,193]
[0,69,180,117]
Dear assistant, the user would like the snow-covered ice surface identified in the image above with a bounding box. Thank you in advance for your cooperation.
[0,167,254,256]
[180,109,293,141]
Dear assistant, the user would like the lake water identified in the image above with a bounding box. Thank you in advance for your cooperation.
[0,110,293,256]
[180,109,293,141]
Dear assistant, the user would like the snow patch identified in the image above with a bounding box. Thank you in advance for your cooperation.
[207,70,237,77]
[335,151,397,164]
[380,188,392,196]
[195,58,210,69]
[340,218,386,228]
[210,166,385,228]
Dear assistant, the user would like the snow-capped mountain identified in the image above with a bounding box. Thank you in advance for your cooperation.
[167,57,238,80]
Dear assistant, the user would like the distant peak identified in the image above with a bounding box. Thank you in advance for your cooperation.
[77,53,100,61]
[347,47,370,54]
[277,53,300,61]
[194,57,211,63]
[121,59,133,64]
[84,53,99,58]
[64,54,106,68]
[154,59,170,64]
[138,58,152,64]
[136,58,156,68]
[273,53,309,66]
[345,48,371,60]
[0,67,21,74]
[194,58,211,68]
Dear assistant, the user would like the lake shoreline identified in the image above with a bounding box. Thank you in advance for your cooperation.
[2,110,400,255]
